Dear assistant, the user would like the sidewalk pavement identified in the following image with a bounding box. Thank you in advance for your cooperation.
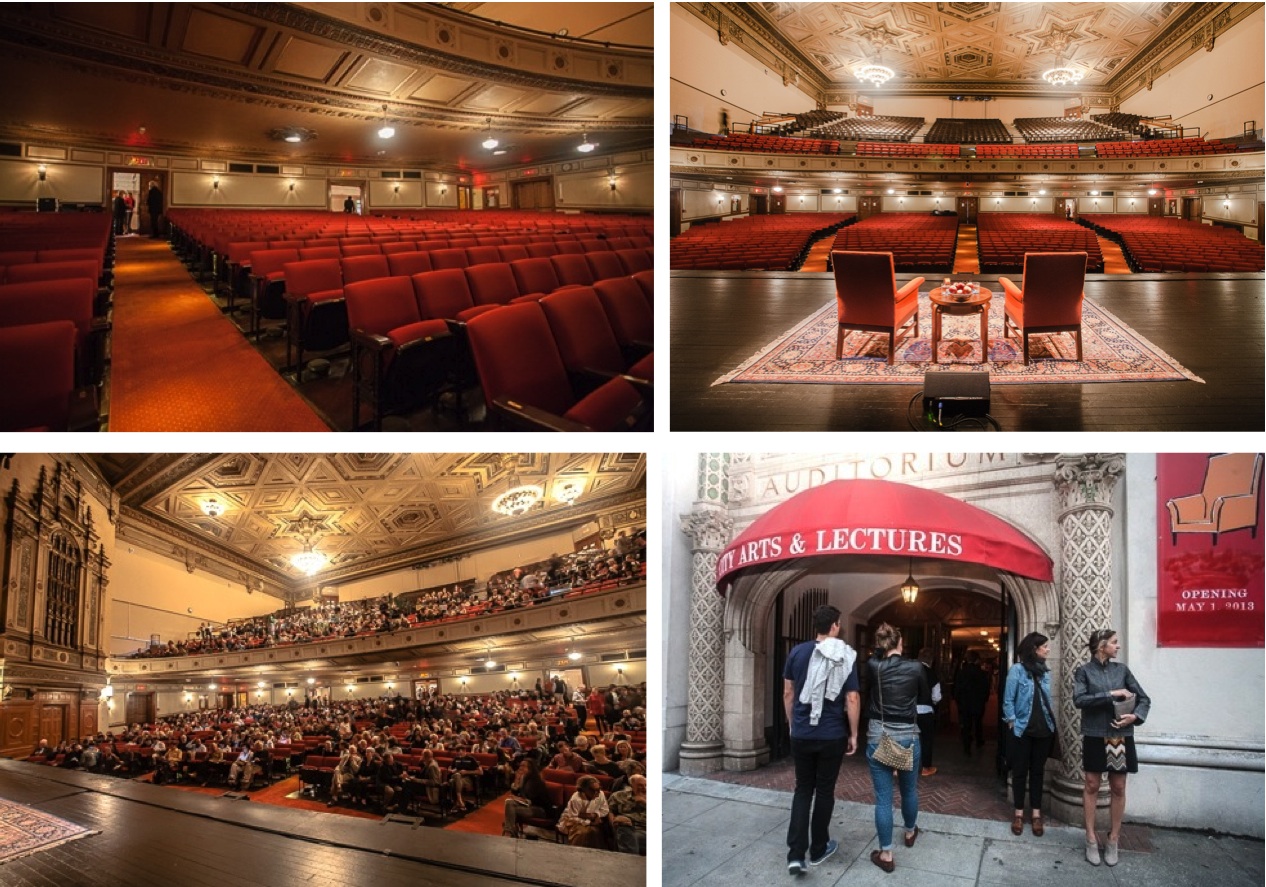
[664,773,1264,887]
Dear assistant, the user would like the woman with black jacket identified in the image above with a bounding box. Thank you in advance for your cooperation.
[865,623,930,874]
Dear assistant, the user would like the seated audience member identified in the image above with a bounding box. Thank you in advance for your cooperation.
[586,744,624,780]
[228,743,254,789]
[80,741,101,772]
[503,758,553,838]
[379,752,405,811]
[30,738,55,760]
[549,741,585,773]
[557,775,611,848]
[201,742,228,785]
[400,748,443,810]
[608,774,647,855]
[449,749,483,811]
[572,734,594,761]
[328,746,362,806]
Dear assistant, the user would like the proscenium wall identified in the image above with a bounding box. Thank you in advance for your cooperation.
[671,4,817,134]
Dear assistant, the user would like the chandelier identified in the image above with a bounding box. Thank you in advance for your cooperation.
[854,62,895,88]
[288,513,327,576]
[200,498,223,518]
[554,480,584,506]
[481,117,499,151]
[899,558,920,604]
[1042,61,1083,87]
[492,454,542,517]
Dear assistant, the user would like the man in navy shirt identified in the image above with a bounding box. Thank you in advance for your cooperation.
[783,604,860,875]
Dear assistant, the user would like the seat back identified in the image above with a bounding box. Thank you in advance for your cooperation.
[526,242,560,258]
[631,269,653,304]
[340,243,382,257]
[341,254,390,284]
[585,250,625,281]
[387,251,434,277]
[380,241,417,255]
[510,258,560,297]
[1017,252,1086,326]
[0,278,95,343]
[5,259,99,285]
[467,302,573,416]
[831,251,901,327]
[299,246,341,261]
[593,277,653,346]
[430,248,470,270]
[615,248,652,274]
[541,286,624,375]
[283,259,343,297]
[345,277,421,336]
[411,269,475,320]
[465,263,520,307]
[497,244,530,263]
[249,248,300,279]
[0,320,76,431]
[550,254,595,287]
[464,245,501,266]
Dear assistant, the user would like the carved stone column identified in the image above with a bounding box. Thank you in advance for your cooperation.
[678,505,731,776]
[1048,453,1124,825]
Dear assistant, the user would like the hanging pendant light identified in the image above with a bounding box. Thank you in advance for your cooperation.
[577,132,597,153]
[900,558,920,604]
[482,117,499,150]
[377,104,395,139]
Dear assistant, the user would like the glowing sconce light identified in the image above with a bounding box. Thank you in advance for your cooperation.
[609,174,617,191]
[288,181,296,191]
[394,183,400,193]
[212,176,220,190]
[346,683,355,695]
[899,558,920,604]
[460,675,469,686]
[285,688,294,697]
[37,164,47,181]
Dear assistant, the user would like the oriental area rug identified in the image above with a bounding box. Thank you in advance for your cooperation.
[0,797,97,864]
[714,296,1202,385]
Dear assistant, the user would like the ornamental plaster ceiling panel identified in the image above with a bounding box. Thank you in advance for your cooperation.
[89,453,646,592]
[727,2,1195,91]
[0,2,653,171]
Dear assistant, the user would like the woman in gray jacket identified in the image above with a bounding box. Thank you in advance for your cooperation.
[1073,628,1150,868]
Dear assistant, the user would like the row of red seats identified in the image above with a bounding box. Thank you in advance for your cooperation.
[977,213,1103,273]
[671,214,854,270]
[1080,214,1264,272]
[856,143,959,157]
[1095,138,1235,157]
[691,133,841,155]
[830,213,958,272]
[976,144,1079,159]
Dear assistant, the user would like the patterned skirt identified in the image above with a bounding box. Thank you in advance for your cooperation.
[1081,735,1138,774]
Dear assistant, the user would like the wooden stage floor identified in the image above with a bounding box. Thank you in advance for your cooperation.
[670,270,1264,432]
[0,760,643,887]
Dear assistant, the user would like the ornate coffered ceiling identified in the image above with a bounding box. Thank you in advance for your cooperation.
[0,2,653,171]
[87,453,646,599]
[687,2,1250,100]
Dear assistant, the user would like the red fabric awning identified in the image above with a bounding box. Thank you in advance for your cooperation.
[716,479,1053,589]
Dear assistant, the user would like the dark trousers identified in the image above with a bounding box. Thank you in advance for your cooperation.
[959,706,985,749]
[1008,732,1054,811]
[787,737,845,864]
[916,711,937,768]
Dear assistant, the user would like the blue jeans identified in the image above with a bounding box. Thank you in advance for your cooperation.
[787,737,846,863]
[867,736,920,851]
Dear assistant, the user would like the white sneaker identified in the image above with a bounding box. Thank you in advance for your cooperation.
[787,859,806,876]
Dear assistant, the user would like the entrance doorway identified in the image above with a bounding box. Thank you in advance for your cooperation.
[956,196,978,223]
[329,183,363,214]
[125,691,154,727]
[109,170,141,234]
[512,178,554,210]
[857,195,883,219]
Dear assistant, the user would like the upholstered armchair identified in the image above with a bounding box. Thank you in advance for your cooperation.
[830,251,923,364]
[999,252,1087,365]
[1167,453,1262,545]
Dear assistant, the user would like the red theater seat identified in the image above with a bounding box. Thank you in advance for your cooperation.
[282,258,347,372]
[0,321,92,431]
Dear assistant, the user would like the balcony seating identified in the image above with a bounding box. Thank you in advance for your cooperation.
[1094,137,1236,157]
[344,276,454,432]
[999,252,1087,365]
[690,132,841,155]
[975,143,1079,159]
[1013,117,1125,143]
[856,142,960,158]
[806,115,924,142]
[830,251,922,364]
[1166,453,1263,545]
[925,118,1011,144]
[466,301,649,432]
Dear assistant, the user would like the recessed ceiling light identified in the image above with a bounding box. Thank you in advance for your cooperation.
[285,134,302,143]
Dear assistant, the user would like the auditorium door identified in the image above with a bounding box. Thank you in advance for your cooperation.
[1149,197,1166,216]
[857,196,882,219]
[125,691,153,727]
[512,178,554,209]
[770,193,787,214]
[956,196,978,223]
[751,194,768,215]
[39,705,66,746]
[670,189,682,236]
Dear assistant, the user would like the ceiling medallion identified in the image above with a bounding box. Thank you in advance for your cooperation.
[854,63,894,88]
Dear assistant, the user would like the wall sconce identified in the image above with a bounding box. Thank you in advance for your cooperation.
[386,681,395,691]
[609,175,617,191]
[37,164,47,181]
[440,185,448,196]
[212,177,220,190]
[393,183,400,193]
[288,181,295,191]
[716,194,724,205]
[459,675,468,686]
[183,692,192,704]
[254,690,262,699]
[285,688,294,697]
[101,684,114,703]
[346,684,354,694]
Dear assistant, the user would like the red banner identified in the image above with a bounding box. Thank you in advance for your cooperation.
[1156,453,1264,647]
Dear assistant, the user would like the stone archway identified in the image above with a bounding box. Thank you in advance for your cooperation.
[717,558,1058,772]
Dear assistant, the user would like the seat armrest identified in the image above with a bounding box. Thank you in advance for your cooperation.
[896,276,925,300]
[67,387,100,432]
[999,277,1022,301]
[492,397,591,432]
[350,329,392,353]
[443,318,468,336]
[283,291,310,306]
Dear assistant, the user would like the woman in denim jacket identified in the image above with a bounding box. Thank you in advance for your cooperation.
[1002,632,1056,838]
[1073,628,1150,868]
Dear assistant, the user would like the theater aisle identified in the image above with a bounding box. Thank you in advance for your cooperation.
[107,237,329,431]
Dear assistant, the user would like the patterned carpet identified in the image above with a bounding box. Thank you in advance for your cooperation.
[714,295,1202,385]
[0,797,97,864]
